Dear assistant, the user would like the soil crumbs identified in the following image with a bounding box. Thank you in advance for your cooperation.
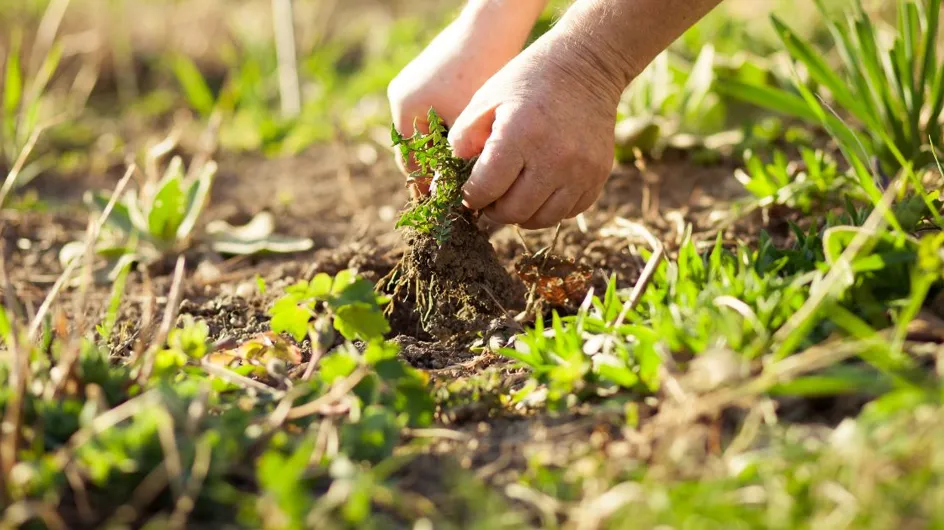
[382,210,527,341]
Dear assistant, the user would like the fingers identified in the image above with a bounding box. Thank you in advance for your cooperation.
[519,188,581,229]
[482,168,553,226]
[457,105,529,210]
[566,186,602,219]
[461,139,525,211]
[448,103,495,159]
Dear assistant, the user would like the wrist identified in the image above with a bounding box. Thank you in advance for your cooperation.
[545,4,639,98]
[457,0,550,44]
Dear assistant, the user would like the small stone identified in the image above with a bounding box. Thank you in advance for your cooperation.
[235,281,255,299]
[194,259,222,284]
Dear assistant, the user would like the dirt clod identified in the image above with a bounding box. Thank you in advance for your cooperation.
[383,210,527,340]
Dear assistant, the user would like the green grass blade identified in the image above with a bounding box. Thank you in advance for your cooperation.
[917,0,941,109]
[680,44,715,118]
[771,16,869,123]
[172,55,216,117]
[829,16,886,128]
[854,17,908,147]
[930,50,944,139]
[3,37,23,147]
[716,79,819,122]
[98,258,132,343]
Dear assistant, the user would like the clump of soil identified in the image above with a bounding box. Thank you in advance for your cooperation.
[382,210,526,340]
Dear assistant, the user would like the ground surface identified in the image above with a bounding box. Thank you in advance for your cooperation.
[3,0,944,528]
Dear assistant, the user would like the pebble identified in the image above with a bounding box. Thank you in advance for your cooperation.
[235,281,255,299]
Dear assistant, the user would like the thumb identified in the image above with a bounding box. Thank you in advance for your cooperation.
[448,102,496,159]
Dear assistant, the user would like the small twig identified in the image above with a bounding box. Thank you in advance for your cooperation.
[155,409,185,500]
[106,464,169,527]
[285,366,369,420]
[64,465,95,523]
[403,428,469,442]
[541,222,564,268]
[504,483,561,528]
[199,359,283,397]
[612,245,665,328]
[137,256,186,384]
[168,437,212,530]
[513,226,533,254]
[271,0,301,117]
[129,268,157,365]
[0,128,43,210]
[27,165,135,342]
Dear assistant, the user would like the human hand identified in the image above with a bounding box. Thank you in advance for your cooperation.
[447,35,625,229]
[387,0,548,196]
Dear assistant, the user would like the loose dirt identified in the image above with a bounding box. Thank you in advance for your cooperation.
[382,209,527,340]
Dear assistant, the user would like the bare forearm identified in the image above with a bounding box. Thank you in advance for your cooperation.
[548,0,724,95]
[456,0,550,49]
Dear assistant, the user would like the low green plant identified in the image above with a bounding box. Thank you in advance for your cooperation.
[721,0,944,173]
[735,147,849,211]
[0,34,66,206]
[0,271,444,527]
[615,46,729,159]
[59,137,313,281]
[391,108,475,245]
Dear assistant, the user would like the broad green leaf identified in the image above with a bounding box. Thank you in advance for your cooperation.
[147,175,186,244]
[334,303,390,341]
[308,273,334,300]
[270,303,311,342]
[175,161,217,240]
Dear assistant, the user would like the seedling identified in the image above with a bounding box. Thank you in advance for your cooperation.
[383,109,525,338]
[392,108,475,245]
[59,136,313,281]
[735,147,850,211]
[615,46,731,160]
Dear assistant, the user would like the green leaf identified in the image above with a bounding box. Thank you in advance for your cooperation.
[172,55,216,117]
[771,16,869,123]
[270,303,311,342]
[85,191,136,236]
[334,303,390,341]
[176,161,217,240]
[308,273,334,300]
[319,351,358,384]
[717,79,820,122]
[147,173,187,244]
[340,406,399,462]
[3,37,23,133]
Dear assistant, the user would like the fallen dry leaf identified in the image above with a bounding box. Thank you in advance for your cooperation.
[207,332,303,367]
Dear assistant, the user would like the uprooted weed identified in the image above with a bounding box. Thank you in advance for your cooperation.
[382,109,526,340]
